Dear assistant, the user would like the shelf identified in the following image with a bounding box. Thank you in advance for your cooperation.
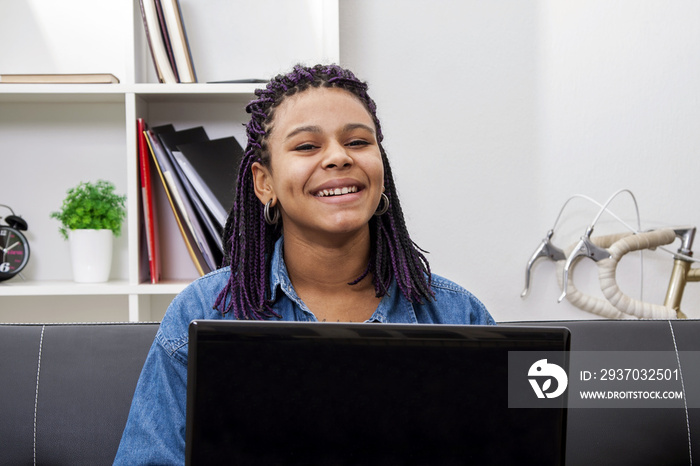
[133,83,259,103]
[0,83,260,103]
[0,0,339,322]
[0,86,126,103]
[0,280,189,297]
[134,282,192,295]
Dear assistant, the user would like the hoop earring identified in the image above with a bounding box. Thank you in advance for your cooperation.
[264,199,280,225]
[374,193,389,216]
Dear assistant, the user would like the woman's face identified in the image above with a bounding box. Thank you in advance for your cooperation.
[252,87,384,242]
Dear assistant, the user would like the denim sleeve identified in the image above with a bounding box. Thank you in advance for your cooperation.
[419,274,496,325]
[468,295,496,325]
[114,334,188,465]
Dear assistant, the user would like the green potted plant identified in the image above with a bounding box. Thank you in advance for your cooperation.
[50,180,126,283]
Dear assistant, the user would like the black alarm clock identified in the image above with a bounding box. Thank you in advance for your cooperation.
[0,205,30,282]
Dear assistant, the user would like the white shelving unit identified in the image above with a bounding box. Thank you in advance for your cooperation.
[0,0,339,323]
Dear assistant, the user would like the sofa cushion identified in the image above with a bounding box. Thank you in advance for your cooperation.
[511,319,700,466]
[2,319,698,465]
[0,323,158,466]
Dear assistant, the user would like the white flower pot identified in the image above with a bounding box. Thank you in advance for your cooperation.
[69,229,113,283]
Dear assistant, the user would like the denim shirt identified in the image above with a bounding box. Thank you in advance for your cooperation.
[114,238,494,465]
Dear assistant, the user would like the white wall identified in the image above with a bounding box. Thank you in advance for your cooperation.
[340,0,700,322]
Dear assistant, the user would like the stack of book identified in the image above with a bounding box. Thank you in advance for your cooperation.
[138,0,197,83]
[137,118,244,282]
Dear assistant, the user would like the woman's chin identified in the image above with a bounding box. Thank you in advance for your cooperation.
[323,213,375,234]
[289,219,371,244]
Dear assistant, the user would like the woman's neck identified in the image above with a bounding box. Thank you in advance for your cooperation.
[282,227,372,291]
[281,228,380,322]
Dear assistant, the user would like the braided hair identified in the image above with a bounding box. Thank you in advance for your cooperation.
[214,64,434,319]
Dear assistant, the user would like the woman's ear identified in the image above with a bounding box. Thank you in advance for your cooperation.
[251,162,274,204]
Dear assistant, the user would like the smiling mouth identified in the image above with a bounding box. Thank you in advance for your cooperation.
[314,186,359,197]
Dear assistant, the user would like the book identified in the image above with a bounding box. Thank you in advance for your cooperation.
[170,150,224,254]
[174,137,245,229]
[157,126,209,152]
[146,128,217,274]
[145,128,207,275]
[137,0,162,83]
[137,118,161,284]
[138,0,177,83]
[160,0,197,83]
[156,127,223,258]
[0,73,119,84]
[154,0,180,83]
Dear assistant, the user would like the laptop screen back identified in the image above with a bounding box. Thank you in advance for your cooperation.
[186,321,569,465]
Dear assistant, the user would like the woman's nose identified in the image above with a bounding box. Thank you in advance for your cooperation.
[322,141,353,169]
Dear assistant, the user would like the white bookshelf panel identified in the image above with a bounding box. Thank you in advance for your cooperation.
[0,87,127,103]
[133,83,260,100]
[133,0,339,84]
[0,0,128,81]
[133,95,252,283]
[0,0,338,322]
[1,101,129,283]
[129,293,178,322]
[0,280,185,296]
[0,295,128,323]
[0,281,132,297]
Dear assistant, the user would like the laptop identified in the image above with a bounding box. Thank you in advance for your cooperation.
[186,321,569,465]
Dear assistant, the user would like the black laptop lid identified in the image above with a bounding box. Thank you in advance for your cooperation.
[186,321,569,465]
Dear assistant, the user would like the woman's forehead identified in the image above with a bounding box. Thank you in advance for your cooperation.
[268,87,374,138]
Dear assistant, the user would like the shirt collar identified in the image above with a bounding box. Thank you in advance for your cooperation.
[269,236,287,303]
[268,236,418,324]
[370,279,418,324]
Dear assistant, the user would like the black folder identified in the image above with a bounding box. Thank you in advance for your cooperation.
[174,137,244,229]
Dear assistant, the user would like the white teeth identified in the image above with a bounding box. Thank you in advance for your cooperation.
[316,186,358,197]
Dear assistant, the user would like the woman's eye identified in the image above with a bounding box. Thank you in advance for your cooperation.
[347,140,370,147]
[294,144,318,151]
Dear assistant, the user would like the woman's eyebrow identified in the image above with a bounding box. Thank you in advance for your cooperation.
[284,123,375,141]
[343,123,375,134]
[284,125,322,141]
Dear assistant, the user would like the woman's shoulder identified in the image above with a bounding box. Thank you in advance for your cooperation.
[156,267,233,359]
[417,273,495,325]
[429,273,475,295]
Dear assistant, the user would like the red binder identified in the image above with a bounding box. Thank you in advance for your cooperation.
[137,118,161,283]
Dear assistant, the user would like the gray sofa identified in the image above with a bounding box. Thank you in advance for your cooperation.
[1,320,698,465]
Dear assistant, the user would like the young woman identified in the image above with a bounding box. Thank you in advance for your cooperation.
[115,64,494,464]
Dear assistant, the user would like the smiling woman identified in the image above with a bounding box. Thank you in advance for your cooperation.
[254,88,384,239]
[215,64,483,322]
[250,87,387,322]
[114,64,494,465]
